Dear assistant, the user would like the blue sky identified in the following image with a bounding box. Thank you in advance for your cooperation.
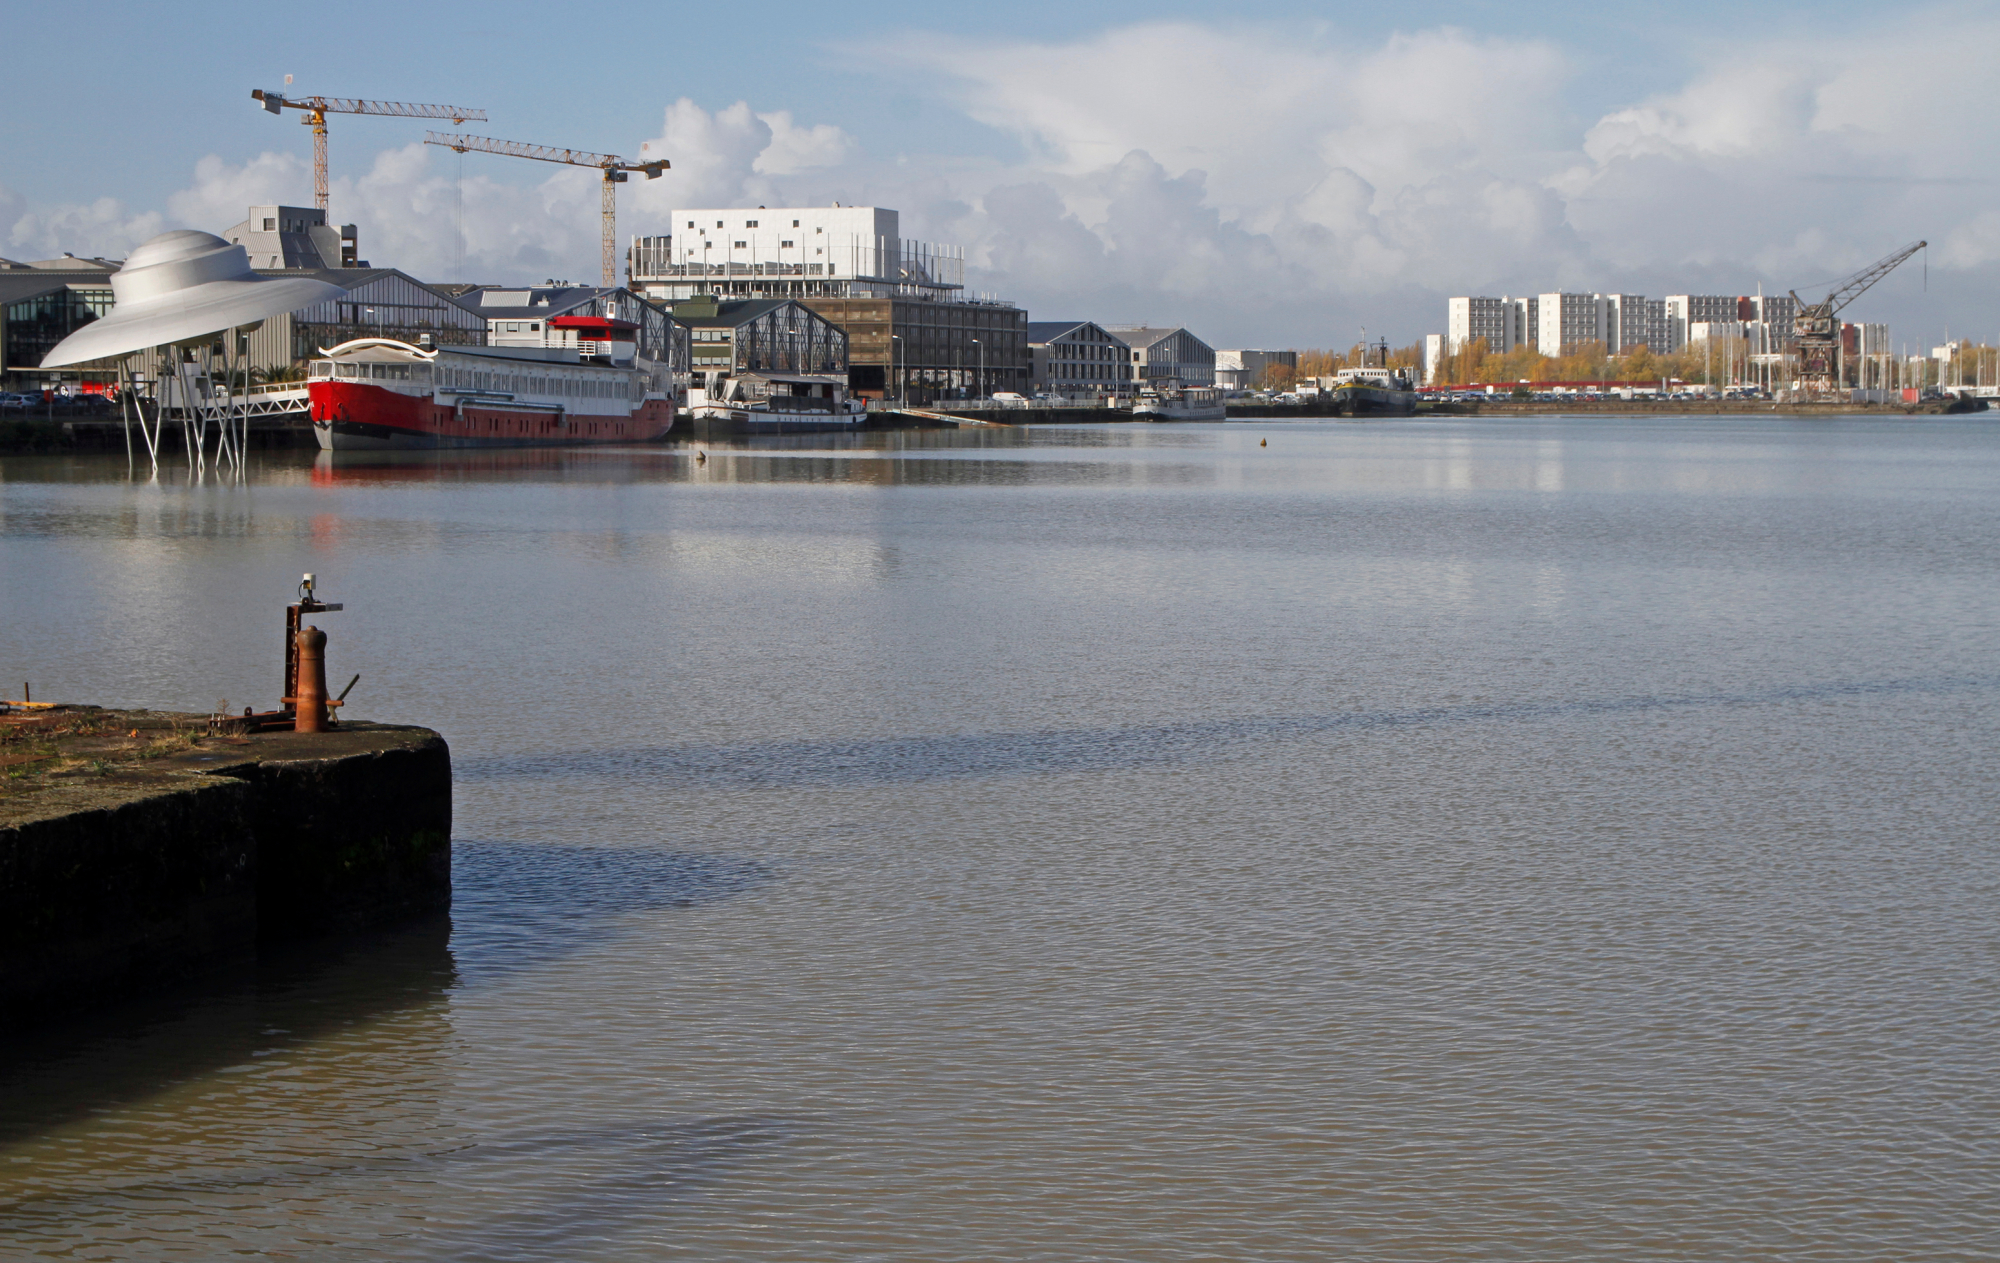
[3,0,1993,348]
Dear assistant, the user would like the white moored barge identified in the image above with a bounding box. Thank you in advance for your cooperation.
[307,336,677,449]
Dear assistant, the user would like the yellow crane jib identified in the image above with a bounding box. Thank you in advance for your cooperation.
[423,131,669,287]
[251,90,489,216]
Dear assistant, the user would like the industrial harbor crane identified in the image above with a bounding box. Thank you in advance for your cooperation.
[252,89,487,216]
[1790,240,1926,397]
[424,132,669,287]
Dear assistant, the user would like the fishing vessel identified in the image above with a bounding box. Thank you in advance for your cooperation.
[306,338,676,449]
[1331,366,1417,416]
[1133,385,1227,421]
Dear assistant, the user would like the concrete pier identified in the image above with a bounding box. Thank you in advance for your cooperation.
[0,711,450,1021]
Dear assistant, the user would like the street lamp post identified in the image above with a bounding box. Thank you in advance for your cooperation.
[972,338,982,402]
[891,334,903,407]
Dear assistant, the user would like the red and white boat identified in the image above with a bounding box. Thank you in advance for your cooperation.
[306,336,677,449]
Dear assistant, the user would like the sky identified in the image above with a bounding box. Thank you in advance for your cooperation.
[2,0,1994,350]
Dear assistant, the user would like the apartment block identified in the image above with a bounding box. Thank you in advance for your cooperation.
[1447,296,1516,353]
[1537,292,1609,355]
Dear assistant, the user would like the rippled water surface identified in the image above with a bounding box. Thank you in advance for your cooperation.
[3,417,1999,1260]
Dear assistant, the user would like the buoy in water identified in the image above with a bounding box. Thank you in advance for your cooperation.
[1260,437,1267,446]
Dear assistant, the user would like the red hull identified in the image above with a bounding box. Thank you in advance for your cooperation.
[309,381,675,449]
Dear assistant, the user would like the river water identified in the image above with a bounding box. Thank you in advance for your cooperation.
[2,416,1997,1260]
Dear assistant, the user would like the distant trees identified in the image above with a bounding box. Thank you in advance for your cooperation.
[1259,362,1298,390]
[1287,341,1425,385]
[1429,335,1771,388]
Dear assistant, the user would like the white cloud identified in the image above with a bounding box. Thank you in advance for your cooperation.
[4,189,165,261]
[165,152,313,230]
[754,110,854,175]
[895,14,1997,339]
[1940,210,2000,269]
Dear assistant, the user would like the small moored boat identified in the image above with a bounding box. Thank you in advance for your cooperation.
[1133,385,1226,421]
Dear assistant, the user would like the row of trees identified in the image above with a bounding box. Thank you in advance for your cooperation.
[1432,338,1763,388]
[1257,342,1428,390]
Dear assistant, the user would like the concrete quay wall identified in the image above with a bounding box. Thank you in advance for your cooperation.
[0,722,450,1021]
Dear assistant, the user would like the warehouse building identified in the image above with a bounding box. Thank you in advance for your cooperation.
[0,256,118,389]
[668,295,847,389]
[1106,326,1216,387]
[1028,321,1127,394]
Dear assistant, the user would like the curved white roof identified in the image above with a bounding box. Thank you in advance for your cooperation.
[39,230,344,367]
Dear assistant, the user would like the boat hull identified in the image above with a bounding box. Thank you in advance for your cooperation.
[308,380,675,450]
[1335,385,1417,416]
[1133,401,1227,422]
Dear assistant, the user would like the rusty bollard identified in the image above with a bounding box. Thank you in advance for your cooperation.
[295,625,329,733]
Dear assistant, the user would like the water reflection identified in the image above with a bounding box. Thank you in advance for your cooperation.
[0,914,456,1147]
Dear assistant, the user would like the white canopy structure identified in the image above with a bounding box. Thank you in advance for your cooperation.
[41,230,343,472]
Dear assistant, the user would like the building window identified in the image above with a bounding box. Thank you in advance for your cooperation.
[687,221,695,229]
[792,220,800,228]
[716,221,724,228]
[781,240,794,248]
[262,218,276,231]
[746,220,758,228]
[734,241,746,248]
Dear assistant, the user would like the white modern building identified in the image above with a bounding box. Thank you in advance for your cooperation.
[629,203,1022,403]
[628,205,964,303]
[223,205,362,270]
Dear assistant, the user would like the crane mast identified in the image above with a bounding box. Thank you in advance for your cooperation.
[1789,240,1926,399]
[425,132,668,287]
[253,90,487,215]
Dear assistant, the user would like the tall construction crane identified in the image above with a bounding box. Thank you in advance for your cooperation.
[425,132,668,287]
[252,89,487,215]
[1790,240,1926,398]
